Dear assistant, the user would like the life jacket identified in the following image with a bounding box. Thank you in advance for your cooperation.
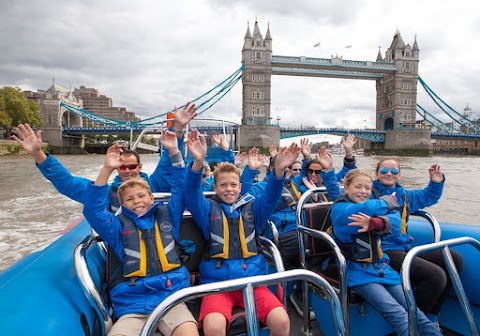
[332,196,383,263]
[107,205,181,289]
[208,196,258,259]
[275,181,301,211]
[372,187,410,235]
[109,185,121,213]
[337,232,383,263]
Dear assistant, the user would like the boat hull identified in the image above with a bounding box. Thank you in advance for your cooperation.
[1,216,479,335]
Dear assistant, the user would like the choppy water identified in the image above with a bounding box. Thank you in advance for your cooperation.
[0,153,479,271]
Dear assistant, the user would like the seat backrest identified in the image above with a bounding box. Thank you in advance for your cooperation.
[303,202,334,257]
[179,214,208,274]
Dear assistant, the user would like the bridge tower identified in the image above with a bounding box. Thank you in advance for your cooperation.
[240,20,280,148]
[376,31,420,130]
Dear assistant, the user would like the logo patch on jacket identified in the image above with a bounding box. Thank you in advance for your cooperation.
[244,211,254,221]
[210,216,220,221]
[159,221,172,232]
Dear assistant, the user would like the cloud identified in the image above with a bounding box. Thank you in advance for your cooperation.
[1,0,479,128]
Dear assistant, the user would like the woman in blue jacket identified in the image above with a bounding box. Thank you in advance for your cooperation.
[331,169,441,336]
[371,158,463,322]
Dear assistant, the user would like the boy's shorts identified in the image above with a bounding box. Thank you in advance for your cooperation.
[108,302,197,336]
[198,286,286,327]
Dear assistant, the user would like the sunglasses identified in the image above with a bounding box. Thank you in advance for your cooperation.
[379,167,399,175]
[308,169,322,175]
[291,168,301,172]
[119,164,140,170]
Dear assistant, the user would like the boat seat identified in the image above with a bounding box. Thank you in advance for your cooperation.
[300,201,365,304]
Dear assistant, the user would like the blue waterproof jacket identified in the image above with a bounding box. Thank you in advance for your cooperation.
[331,196,402,287]
[370,178,444,251]
[83,165,189,318]
[36,138,182,206]
[184,166,285,284]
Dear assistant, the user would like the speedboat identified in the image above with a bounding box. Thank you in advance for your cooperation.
[1,187,479,335]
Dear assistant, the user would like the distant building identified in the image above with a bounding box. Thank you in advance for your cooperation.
[463,104,476,120]
[23,81,139,146]
[73,86,138,126]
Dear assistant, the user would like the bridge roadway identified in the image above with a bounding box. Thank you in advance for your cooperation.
[63,126,480,142]
[271,55,397,80]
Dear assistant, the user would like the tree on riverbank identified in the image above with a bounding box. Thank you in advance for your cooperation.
[0,86,43,138]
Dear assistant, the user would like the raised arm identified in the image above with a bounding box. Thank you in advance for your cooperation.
[159,129,187,232]
[240,147,262,195]
[11,124,48,164]
[12,123,91,203]
[185,129,211,237]
[149,103,197,192]
[405,164,445,213]
[172,102,198,138]
[95,143,123,185]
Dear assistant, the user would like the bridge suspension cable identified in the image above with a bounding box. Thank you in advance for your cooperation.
[60,66,244,127]
[418,76,479,133]
[416,104,459,133]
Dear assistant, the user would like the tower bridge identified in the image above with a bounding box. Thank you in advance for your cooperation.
[29,20,479,154]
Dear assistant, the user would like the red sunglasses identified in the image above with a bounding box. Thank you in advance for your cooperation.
[119,164,140,170]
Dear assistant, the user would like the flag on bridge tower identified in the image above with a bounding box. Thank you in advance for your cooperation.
[314,42,320,48]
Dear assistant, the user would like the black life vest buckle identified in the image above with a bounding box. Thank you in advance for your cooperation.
[129,277,138,286]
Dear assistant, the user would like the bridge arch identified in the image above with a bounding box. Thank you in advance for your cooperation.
[384,117,394,130]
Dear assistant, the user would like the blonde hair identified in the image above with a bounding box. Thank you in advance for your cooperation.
[343,168,372,187]
[213,162,240,183]
[117,177,152,204]
[203,161,212,176]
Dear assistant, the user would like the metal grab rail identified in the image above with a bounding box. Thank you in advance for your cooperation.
[140,269,346,336]
[295,187,350,335]
[402,237,480,336]
[73,234,112,335]
[411,209,442,243]
[258,235,287,306]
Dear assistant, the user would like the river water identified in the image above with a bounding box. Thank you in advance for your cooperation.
[0,154,479,271]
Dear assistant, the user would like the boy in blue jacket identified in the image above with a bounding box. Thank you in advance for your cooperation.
[83,130,198,336]
[184,129,299,336]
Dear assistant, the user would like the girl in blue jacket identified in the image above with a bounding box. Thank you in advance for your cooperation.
[371,158,463,322]
[331,169,441,336]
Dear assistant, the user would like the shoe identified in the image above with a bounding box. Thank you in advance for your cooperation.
[289,291,316,320]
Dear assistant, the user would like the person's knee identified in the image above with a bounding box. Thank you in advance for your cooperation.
[202,313,227,336]
[266,307,290,336]
[171,321,199,336]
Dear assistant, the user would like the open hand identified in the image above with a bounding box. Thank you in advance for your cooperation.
[159,129,179,154]
[186,128,207,162]
[247,147,261,170]
[429,164,444,183]
[348,212,370,233]
[212,133,229,150]
[173,102,198,130]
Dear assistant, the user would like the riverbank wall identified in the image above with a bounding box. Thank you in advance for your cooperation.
[0,140,156,155]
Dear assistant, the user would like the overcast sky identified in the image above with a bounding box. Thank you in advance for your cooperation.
[1,0,479,133]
